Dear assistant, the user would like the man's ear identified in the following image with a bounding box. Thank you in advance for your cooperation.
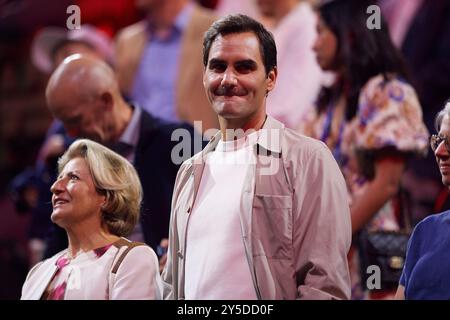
[266,67,278,93]
[203,68,208,88]
[99,92,113,111]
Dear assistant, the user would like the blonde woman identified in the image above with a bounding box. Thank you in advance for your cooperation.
[21,139,162,300]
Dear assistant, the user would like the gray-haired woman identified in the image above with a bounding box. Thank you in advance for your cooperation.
[396,100,450,299]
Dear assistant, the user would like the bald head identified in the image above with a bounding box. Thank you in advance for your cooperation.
[46,54,129,143]
[46,54,118,105]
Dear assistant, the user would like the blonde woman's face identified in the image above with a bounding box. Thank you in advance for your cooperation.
[50,157,106,229]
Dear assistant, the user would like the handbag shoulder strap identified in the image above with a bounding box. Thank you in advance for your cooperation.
[111,239,146,274]
[108,239,147,298]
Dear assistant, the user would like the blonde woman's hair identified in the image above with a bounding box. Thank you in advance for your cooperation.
[58,139,142,237]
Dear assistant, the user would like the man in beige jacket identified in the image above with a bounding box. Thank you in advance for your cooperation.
[162,14,351,300]
[115,0,219,134]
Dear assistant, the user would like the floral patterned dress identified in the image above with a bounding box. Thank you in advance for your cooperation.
[42,243,113,300]
[303,74,429,299]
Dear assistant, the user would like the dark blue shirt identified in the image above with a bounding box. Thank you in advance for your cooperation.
[400,210,450,299]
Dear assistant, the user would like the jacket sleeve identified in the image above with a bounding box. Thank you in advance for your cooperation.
[111,246,163,300]
[161,160,191,299]
[20,261,44,299]
[161,200,177,300]
[293,144,352,299]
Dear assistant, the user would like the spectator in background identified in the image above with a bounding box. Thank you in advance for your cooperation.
[379,0,450,222]
[43,54,199,260]
[214,0,260,19]
[255,0,324,129]
[303,0,429,299]
[396,100,450,300]
[21,139,162,300]
[31,24,114,74]
[115,0,219,134]
[30,24,115,174]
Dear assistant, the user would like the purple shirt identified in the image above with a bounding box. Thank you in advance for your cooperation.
[131,3,194,122]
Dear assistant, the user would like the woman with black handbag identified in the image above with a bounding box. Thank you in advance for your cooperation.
[396,100,450,299]
[301,0,429,299]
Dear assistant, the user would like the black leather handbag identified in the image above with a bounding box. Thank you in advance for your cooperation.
[358,189,412,291]
[358,229,411,290]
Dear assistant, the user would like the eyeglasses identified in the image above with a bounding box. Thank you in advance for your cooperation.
[430,134,450,152]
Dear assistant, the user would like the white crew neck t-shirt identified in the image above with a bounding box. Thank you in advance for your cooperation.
[184,132,259,300]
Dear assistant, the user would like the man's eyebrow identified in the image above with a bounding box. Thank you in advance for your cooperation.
[208,58,226,66]
[235,59,257,68]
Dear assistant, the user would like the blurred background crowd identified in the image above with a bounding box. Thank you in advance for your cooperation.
[0,0,449,299]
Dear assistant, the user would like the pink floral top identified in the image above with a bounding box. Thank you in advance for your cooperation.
[306,74,429,230]
[42,244,113,300]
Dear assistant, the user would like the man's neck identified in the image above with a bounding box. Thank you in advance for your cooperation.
[219,113,267,141]
[147,0,188,32]
[113,100,133,142]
